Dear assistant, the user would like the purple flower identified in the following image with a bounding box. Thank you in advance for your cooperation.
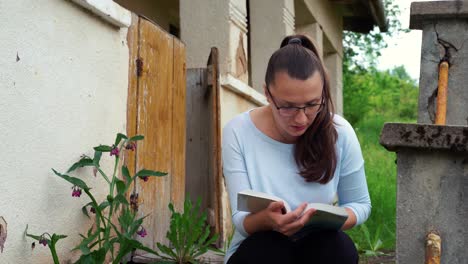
[136,227,147,238]
[110,146,119,157]
[125,142,137,151]
[72,187,82,197]
[141,176,149,182]
[90,207,96,214]
[39,238,47,247]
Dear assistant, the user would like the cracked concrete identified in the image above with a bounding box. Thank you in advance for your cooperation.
[418,20,468,126]
[434,23,459,63]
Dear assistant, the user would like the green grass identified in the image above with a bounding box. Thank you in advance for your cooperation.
[345,115,401,252]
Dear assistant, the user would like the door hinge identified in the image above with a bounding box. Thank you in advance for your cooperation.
[136,58,143,77]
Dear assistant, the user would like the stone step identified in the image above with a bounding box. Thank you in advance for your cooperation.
[131,249,224,263]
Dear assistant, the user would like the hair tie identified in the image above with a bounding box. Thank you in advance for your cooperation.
[288,38,302,45]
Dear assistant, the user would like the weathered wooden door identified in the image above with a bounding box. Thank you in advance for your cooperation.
[126,15,186,247]
[186,48,224,246]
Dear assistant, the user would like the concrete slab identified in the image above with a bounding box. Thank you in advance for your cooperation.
[410,1,468,29]
[380,123,468,153]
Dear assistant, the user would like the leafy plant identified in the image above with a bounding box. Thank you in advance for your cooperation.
[355,223,387,257]
[25,225,67,264]
[26,133,167,263]
[156,199,218,264]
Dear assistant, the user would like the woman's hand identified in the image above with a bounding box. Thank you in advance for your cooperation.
[243,202,316,236]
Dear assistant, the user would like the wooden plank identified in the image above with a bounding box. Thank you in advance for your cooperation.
[185,69,210,212]
[136,17,174,247]
[207,48,224,246]
[125,13,139,188]
[170,39,186,212]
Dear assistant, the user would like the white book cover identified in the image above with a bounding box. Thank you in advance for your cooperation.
[237,189,348,231]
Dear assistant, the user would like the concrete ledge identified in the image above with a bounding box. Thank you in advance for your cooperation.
[380,123,468,152]
[220,74,268,106]
[70,0,131,28]
[132,250,224,263]
[410,1,468,29]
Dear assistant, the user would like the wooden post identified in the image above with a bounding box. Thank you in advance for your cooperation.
[425,231,441,264]
[435,61,449,125]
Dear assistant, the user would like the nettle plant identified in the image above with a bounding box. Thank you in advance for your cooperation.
[156,199,219,264]
[26,133,166,264]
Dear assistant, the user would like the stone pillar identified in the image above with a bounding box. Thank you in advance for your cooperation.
[411,2,468,126]
[296,23,323,59]
[380,2,468,263]
[324,52,343,115]
[249,0,295,92]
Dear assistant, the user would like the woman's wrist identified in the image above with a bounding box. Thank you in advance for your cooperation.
[341,207,357,230]
[243,210,271,235]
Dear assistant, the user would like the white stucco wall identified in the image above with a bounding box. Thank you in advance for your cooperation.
[0,0,129,262]
[180,0,230,72]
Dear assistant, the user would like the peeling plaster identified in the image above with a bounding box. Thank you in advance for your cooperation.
[0,217,7,253]
[434,23,459,63]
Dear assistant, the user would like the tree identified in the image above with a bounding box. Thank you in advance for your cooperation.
[343,0,409,71]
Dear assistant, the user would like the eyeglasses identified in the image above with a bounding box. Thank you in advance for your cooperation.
[266,87,325,117]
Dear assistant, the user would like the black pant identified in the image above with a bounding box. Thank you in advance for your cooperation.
[227,230,358,264]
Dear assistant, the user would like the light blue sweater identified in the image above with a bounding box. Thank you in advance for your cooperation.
[222,110,371,262]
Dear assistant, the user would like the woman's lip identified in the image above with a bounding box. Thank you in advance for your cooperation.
[292,125,307,131]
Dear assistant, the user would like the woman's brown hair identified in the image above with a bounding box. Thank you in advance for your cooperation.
[265,34,337,184]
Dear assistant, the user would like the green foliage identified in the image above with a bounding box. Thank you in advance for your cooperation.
[344,66,418,126]
[344,66,418,253]
[342,2,417,252]
[344,0,409,70]
[157,199,218,264]
[27,133,166,263]
[353,224,386,257]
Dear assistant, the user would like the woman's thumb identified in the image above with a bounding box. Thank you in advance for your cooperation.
[268,201,286,214]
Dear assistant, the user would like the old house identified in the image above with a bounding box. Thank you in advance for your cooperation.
[0,0,386,262]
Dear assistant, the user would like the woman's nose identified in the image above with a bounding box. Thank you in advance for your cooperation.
[294,108,309,123]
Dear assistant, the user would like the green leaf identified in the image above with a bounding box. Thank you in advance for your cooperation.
[52,169,89,190]
[93,145,112,152]
[72,229,100,253]
[25,233,43,241]
[81,202,93,219]
[75,248,106,264]
[115,180,126,195]
[93,151,102,166]
[51,234,67,244]
[98,201,109,211]
[114,133,128,146]
[114,194,129,206]
[122,166,131,185]
[129,135,144,141]
[135,169,168,177]
[67,157,94,173]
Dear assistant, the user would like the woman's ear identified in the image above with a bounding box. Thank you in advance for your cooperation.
[263,84,271,104]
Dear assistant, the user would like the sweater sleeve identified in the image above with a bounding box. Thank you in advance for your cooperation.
[336,119,371,226]
[222,120,251,237]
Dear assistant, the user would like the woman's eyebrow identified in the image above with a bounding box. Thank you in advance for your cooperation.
[280,97,322,105]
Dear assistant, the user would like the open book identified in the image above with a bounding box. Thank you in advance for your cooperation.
[237,189,348,232]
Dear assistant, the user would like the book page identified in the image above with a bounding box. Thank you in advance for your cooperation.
[237,190,292,213]
[304,203,348,217]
